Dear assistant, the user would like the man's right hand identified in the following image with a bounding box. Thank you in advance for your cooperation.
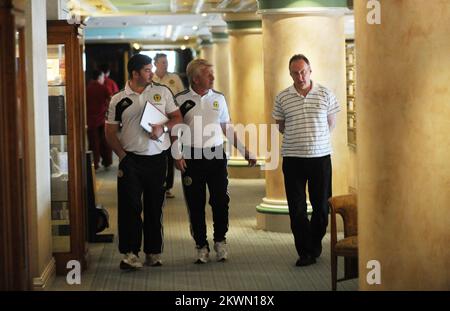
[175,158,187,173]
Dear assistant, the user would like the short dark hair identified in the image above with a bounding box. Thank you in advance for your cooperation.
[289,54,310,68]
[154,53,167,64]
[99,63,110,74]
[127,54,152,78]
[91,69,103,80]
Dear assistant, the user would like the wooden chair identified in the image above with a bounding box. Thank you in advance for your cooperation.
[329,194,358,291]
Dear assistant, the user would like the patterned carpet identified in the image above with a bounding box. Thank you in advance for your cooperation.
[49,162,358,291]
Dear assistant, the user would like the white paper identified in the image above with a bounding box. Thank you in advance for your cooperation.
[140,101,169,133]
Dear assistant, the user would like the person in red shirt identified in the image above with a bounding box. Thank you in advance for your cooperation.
[99,63,119,95]
[86,70,113,170]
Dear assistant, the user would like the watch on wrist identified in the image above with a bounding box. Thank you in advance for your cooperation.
[163,125,169,133]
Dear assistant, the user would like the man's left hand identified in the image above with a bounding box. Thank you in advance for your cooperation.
[149,123,163,140]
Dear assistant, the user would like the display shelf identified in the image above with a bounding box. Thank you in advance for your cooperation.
[346,39,357,148]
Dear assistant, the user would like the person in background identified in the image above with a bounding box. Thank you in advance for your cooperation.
[99,63,119,95]
[86,69,112,170]
[152,53,186,199]
[273,54,340,267]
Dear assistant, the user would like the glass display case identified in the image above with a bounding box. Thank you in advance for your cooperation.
[48,44,71,253]
[346,39,356,148]
[47,20,88,275]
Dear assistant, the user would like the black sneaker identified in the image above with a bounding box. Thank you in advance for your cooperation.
[296,255,316,267]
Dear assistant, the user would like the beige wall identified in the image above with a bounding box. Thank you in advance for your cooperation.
[348,148,357,193]
[262,14,348,199]
[26,0,54,288]
[46,0,67,20]
[355,0,450,290]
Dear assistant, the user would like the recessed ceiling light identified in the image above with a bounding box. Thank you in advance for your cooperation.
[192,25,199,31]
[201,13,207,17]
[181,45,186,50]
[184,35,190,40]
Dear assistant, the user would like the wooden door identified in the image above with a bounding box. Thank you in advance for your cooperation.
[0,0,30,290]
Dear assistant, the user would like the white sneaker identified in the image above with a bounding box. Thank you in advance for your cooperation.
[214,241,228,262]
[145,253,162,267]
[195,246,210,264]
[120,252,143,270]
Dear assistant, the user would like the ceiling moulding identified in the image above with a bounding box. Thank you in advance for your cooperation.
[85,39,198,47]
[256,0,350,15]
[222,11,260,22]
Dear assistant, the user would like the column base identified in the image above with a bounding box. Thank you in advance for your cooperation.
[256,197,290,232]
[228,158,265,179]
[256,198,312,233]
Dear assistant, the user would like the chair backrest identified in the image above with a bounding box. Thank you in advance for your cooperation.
[329,194,358,241]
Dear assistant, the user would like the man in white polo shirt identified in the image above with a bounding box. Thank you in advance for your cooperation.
[174,59,256,264]
[152,53,186,199]
[273,54,340,267]
[105,54,182,270]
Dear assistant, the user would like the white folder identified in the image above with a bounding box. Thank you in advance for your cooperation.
[140,101,169,133]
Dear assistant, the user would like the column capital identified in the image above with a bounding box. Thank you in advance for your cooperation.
[210,26,229,43]
[223,12,262,34]
[257,0,350,16]
[198,35,213,46]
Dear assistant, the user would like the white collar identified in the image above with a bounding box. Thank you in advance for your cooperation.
[189,86,212,97]
[289,80,316,96]
[125,81,153,96]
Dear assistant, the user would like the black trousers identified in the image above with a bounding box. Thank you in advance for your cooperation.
[181,147,230,249]
[87,125,112,169]
[165,150,174,190]
[282,155,332,258]
[117,152,167,255]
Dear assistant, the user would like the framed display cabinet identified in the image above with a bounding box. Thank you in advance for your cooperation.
[346,39,356,148]
[47,20,88,275]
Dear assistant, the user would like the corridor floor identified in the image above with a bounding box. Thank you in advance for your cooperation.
[49,162,358,291]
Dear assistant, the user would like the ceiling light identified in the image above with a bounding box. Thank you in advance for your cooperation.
[133,43,140,50]
[165,25,173,38]
[184,35,190,40]
[192,25,199,31]
[201,13,207,17]
[181,45,186,50]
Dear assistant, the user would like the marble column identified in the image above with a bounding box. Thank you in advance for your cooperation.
[210,26,230,104]
[224,13,265,179]
[355,0,450,290]
[198,36,214,64]
[257,0,349,232]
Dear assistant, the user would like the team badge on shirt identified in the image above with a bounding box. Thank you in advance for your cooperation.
[213,101,219,110]
[153,94,161,102]
[183,176,192,186]
[169,79,175,85]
